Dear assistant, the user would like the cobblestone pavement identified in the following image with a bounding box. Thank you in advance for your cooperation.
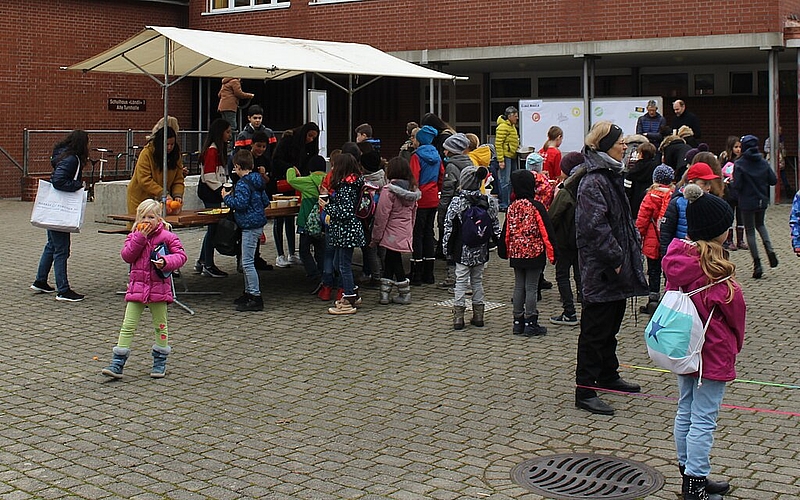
[1,198,798,499]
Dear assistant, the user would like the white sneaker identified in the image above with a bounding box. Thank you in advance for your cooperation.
[289,253,303,266]
[275,255,291,268]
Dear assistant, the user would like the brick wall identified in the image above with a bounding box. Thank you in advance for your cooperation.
[0,0,191,198]
[189,0,795,52]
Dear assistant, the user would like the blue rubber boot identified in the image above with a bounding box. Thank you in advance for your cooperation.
[101,347,130,379]
[150,345,171,378]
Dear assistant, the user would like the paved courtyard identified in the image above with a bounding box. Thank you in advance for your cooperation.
[1,198,798,499]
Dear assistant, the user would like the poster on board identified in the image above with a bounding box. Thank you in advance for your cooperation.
[518,99,585,155]
[590,97,663,137]
[307,89,328,157]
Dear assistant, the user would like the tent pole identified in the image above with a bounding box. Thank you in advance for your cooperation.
[429,78,434,113]
[162,37,170,217]
[348,75,353,142]
[303,73,308,122]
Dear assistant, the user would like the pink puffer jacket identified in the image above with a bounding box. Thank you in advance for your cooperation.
[122,223,187,304]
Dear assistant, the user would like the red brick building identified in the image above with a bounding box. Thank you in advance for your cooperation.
[4,0,800,198]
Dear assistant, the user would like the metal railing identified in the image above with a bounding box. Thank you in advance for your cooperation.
[0,145,23,172]
[22,128,207,178]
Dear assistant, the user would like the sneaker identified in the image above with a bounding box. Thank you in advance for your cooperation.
[202,265,228,278]
[173,268,181,278]
[275,255,291,268]
[233,293,252,305]
[193,260,204,274]
[56,289,85,302]
[549,312,578,326]
[289,253,303,266]
[30,280,55,293]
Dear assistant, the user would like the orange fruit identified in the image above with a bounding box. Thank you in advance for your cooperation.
[169,200,181,209]
[137,222,148,231]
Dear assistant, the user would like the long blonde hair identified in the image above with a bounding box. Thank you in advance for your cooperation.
[694,239,737,302]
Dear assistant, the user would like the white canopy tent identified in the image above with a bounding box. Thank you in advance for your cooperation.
[66,25,462,204]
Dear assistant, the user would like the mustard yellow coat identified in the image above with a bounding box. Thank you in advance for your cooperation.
[126,141,185,215]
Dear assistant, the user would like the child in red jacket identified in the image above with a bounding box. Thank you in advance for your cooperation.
[636,164,674,314]
[500,170,556,336]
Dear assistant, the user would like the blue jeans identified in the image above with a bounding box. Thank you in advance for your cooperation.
[498,158,513,209]
[36,229,72,293]
[199,201,221,267]
[674,375,726,477]
[241,227,262,296]
[321,232,339,287]
[336,246,355,295]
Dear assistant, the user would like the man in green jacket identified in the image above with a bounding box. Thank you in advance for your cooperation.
[494,106,519,211]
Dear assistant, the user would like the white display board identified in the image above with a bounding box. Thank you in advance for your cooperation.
[307,89,328,157]
[519,99,585,154]
[518,97,664,155]
[590,97,663,137]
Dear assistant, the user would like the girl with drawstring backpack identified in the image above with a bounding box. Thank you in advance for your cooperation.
[660,183,746,500]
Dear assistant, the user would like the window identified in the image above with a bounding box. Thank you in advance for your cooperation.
[595,75,632,97]
[641,73,687,99]
[694,74,714,95]
[210,0,289,11]
[538,76,580,98]
[730,72,753,94]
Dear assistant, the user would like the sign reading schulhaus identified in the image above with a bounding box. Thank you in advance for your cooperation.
[108,98,146,112]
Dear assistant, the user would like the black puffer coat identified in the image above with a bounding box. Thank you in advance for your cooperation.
[575,148,648,304]
[732,147,777,212]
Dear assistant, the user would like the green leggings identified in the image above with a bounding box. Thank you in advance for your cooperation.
[116,301,169,349]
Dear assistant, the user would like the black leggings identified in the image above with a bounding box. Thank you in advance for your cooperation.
[382,249,407,282]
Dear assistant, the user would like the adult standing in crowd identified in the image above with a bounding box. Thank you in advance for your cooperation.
[495,105,519,211]
[217,77,254,143]
[126,121,184,219]
[671,99,701,140]
[636,100,667,147]
[574,121,648,416]
[733,134,778,279]
[31,130,89,302]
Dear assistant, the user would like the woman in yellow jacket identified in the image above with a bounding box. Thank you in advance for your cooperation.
[494,106,519,211]
[126,125,185,218]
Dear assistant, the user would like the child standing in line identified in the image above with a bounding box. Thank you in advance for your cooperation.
[443,166,501,330]
[101,199,187,379]
[635,164,675,314]
[500,169,556,336]
[223,150,271,312]
[371,156,421,305]
[287,155,328,281]
[662,184,745,500]
[323,152,366,315]
[538,125,563,182]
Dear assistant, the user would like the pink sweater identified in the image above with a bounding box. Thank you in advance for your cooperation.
[122,223,187,304]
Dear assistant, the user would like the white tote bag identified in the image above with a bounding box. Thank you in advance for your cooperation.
[30,160,87,233]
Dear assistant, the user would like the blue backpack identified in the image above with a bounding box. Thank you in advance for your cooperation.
[644,274,731,385]
[461,202,491,248]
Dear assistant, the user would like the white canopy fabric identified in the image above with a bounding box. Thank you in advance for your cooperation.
[67,26,460,81]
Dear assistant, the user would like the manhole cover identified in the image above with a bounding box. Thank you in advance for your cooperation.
[511,453,664,499]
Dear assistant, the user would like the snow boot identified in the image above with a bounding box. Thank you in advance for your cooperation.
[101,346,130,379]
[150,345,171,378]
[392,279,412,305]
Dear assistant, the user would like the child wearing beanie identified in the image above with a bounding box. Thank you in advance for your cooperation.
[661,183,745,500]
[635,164,675,314]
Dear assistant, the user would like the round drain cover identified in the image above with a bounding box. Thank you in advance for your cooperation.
[511,453,664,499]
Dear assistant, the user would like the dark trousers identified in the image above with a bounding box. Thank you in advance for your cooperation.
[554,248,581,316]
[575,299,626,400]
[413,207,437,260]
[382,249,406,282]
[646,257,662,296]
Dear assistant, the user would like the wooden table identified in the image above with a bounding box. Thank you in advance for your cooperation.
[107,206,300,228]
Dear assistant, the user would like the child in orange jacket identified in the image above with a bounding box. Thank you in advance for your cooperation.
[635,164,675,313]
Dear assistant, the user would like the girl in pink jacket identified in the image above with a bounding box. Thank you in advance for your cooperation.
[661,184,745,500]
[101,199,187,380]
[371,157,421,305]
